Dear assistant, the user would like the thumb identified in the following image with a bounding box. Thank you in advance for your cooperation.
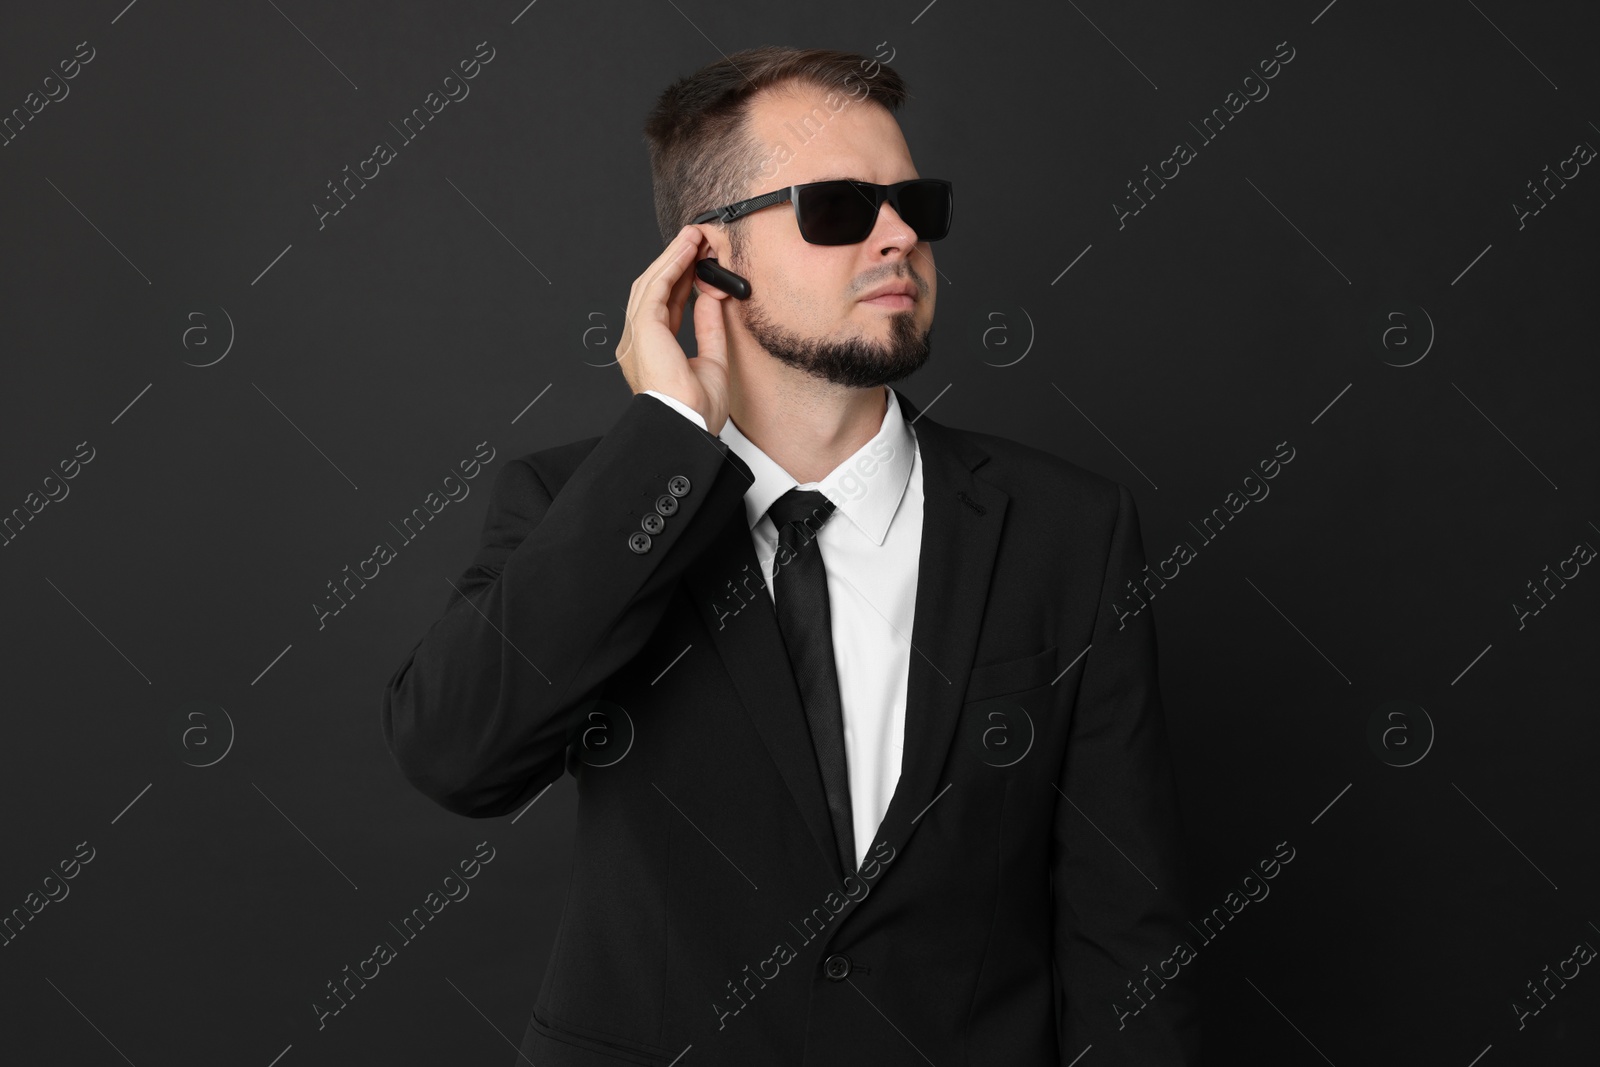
[691,280,729,368]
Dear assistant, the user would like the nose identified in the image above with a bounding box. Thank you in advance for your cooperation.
[871,201,918,257]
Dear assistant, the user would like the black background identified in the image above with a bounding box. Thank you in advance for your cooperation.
[3,1,1597,1064]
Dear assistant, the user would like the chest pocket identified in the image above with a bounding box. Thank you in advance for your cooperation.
[963,644,1060,702]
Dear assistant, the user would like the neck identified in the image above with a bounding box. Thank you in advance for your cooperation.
[727,369,889,486]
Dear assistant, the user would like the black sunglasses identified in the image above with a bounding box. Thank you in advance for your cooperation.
[690,178,953,246]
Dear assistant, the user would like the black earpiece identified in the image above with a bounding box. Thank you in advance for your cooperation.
[694,256,752,300]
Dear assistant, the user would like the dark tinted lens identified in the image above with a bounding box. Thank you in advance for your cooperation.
[894,181,952,241]
[796,181,876,245]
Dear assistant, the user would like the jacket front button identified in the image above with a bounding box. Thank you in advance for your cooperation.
[822,953,851,981]
[667,475,691,497]
[628,531,652,554]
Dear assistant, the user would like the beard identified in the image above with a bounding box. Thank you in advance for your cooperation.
[736,292,933,389]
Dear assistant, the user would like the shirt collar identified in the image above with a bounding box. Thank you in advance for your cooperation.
[718,385,917,547]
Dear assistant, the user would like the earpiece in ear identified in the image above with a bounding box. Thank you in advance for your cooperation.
[694,256,752,300]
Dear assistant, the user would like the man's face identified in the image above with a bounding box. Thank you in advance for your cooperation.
[723,85,937,389]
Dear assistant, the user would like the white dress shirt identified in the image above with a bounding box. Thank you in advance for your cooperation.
[642,386,923,870]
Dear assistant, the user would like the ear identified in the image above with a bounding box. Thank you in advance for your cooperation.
[696,225,731,265]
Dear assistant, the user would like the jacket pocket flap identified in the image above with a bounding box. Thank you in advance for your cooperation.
[964,645,1060,702]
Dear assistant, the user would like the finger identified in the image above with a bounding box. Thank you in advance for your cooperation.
[635,226,701,318]
[619,226,700,371]
[628,227,705,362]
[664,241,701,336]
[691,262,729,367]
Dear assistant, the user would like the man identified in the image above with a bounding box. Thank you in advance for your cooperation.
[382,45,1199,1066]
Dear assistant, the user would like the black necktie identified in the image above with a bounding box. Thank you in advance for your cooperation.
[766,488,856,877]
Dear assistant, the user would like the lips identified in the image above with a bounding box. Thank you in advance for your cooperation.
[859,282,917,304]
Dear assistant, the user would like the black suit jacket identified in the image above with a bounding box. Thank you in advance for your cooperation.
[382,389,1199,1066]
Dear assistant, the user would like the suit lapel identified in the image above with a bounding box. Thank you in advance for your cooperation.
[867,391,1006,890]
[686,510,844,882]
[684,389,1005,890]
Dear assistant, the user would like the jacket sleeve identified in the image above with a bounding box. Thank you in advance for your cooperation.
[381,392,751,818]
[1051,483,1200,1064]
[641,388,709,430]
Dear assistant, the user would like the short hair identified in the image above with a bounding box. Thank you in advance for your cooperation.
[641,46,909,264]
